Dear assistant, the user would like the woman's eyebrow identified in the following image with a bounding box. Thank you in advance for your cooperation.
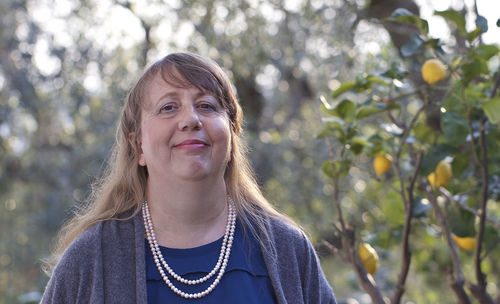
[155,91,180,103]
[156,89,216,103]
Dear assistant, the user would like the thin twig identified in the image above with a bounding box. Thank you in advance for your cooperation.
[385,91,419,130]
[391,150,423,304]
[425,185,471,304]
[394,102,427,209]
[324,131,385,303]
[347,239,386,304]
[470,115,494,304]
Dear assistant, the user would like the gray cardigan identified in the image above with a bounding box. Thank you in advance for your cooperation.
[41,211,336,303]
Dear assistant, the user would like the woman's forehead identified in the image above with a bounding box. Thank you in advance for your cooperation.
[141,71,218,107]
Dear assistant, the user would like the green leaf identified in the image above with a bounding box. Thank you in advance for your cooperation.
[474,44,500,60]
[316,126,336,139]
[331,75,388,98]
[335,99,356,122]
[364,134,386,156]
[423,38,445,55]
[322,160,335,179]
[320,118,346,141]
[467,27,482,42]
[434,10,466,36]
[356,106,383,119]
[420,144,454,175]
[482,97,500,124]
[366,75,389,86]
[413,119,439,144]
[497,18,500,27]
[484,225,500,247]
[335,159,352,178]
[450,206,476,237]
[381,190,405,226]
[350,137,371,155]
[381,62,409,79]
[464,86,486,106]
[321,159,352,179]
[319,96,338,116]
[355,102,400,119]
[388,8,429,34]
[332,82,356,98]
[323,117,345,127]
[386,102,401,111]
[401,34,425,57]
[443,83,465,111]
[344,125,358,141]
[441,111,468,145]
[462,57,489,84]
[452,153,470,177]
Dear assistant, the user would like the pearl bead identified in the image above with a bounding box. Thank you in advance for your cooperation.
[142,198,236,299]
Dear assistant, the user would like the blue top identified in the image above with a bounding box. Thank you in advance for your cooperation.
[145,220,276,303]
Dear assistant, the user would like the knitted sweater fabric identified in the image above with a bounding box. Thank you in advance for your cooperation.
[41,211,336,304]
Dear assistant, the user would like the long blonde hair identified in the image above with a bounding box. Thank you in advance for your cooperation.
[45,52,295,274]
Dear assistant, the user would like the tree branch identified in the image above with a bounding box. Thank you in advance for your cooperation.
[425,185,471,304]
[348,241,386,304]
[391,149,423,304]
[324,135,385,303]
[469,115,494,304]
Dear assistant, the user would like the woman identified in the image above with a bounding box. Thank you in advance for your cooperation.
[42,52,336,303]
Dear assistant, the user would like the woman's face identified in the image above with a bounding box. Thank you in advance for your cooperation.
[137,72,232,184]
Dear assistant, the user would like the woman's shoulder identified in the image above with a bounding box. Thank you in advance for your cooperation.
[57,212,138,268]
[266,216,307,243]
[263,215,316,260]
[55,221,106,271]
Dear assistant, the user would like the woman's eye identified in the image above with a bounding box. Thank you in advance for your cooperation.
[199,103,217,111]
[159,104,175,113]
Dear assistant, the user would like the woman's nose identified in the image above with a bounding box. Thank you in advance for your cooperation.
[178,106,202,131]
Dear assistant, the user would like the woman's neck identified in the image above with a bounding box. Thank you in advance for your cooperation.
[145,177,229,249]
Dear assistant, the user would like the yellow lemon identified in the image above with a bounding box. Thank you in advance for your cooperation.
[427,160,452,187]
[373,155,392,176]
[422,59,447,85]
[358,243,379,275]
[452,234,476,251]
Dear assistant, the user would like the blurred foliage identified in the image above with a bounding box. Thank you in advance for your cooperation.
[0,0,499,303]
[318,5,500,304]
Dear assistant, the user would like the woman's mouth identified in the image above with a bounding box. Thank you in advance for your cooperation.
[174,139,208,150]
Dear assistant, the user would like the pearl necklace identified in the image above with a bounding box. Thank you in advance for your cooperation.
[142,199,236,299]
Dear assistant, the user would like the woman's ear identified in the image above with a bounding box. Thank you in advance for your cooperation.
[129,132,146,166]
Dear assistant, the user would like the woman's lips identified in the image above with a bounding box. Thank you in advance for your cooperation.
[174,139,208,150]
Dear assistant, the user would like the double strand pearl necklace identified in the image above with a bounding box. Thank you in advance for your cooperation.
[142,198,236,299]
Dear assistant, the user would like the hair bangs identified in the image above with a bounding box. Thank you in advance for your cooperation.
[157,61,225,106]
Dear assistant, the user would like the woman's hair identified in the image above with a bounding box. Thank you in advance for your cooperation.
[45,52,295,273]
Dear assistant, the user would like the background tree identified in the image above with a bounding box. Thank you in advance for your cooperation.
[318,4,500,304]
[0,0,498,303]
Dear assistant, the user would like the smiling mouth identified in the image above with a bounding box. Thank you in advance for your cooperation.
[174,139,209,150]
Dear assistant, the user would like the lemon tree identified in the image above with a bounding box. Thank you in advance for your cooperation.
[318,7,500,304]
